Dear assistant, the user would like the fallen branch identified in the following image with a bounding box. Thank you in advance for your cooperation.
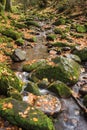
[71,90,87,113]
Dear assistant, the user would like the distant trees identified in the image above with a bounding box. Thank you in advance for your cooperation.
[5,0,12,12]
[0,0,12,12]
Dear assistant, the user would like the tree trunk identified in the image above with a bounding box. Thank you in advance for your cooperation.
[5,0,12,12]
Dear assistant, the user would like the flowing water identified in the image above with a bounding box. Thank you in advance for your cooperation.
[11,21,87,130]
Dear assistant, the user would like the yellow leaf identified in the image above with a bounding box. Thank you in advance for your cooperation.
[33,118,38,122]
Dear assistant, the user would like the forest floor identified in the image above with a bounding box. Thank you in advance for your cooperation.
[0,4,87,130]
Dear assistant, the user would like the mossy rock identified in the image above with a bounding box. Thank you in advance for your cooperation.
[83,95,87,107]
[23,59,47,72]
[24,81,41,96]
[46,34,56,41]
[76,25,87,33]
[25,20,40,28]
[53,17,66,26]
[65,54,81,63]
[7,88,22,101]
[48,81,71,98]
[15,38,24,46]
[54,28,64,34]
[73,47,87,61]
[31,56,81,84]
[0,64,22,96]
[70,32,84,38]
[51,42,76,50]
[0,28,23,40]
[0,98,55,130]
[28,37,37,42]
[14,23,27,29]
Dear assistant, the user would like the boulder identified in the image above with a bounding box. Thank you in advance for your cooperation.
[24,81,41,96]
[73,47,87,61]
[0,98,55,130]
[23,59,46,72]
[11,48,26,62]
[48,81,71,98]
[76,25,87,33]
[0,64,22,96]
[35,94,61,115]
[65,54,81,63]
[31,56,81,84]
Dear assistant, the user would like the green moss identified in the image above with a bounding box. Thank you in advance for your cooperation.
[28,37,37,42]
[14,23,27,29]
[76,25,87,33]
[15,38,24,46]
[70,32,84,38]
[0,64,22,96]
[54,28,63,34]
[0,98,55,130]
[25,20,40,28]
[0,28,23,40]
[53,17,66,26]
[73,47,87,61]
[23,59,46,72]
[24,81,40,96]
[46,34,56,41]
[48,81,71,98]
[7,88,22,101]
[51,42,76,49]
[31,56,81,84]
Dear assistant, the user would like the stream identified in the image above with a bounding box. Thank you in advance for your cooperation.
[11,21,87,130]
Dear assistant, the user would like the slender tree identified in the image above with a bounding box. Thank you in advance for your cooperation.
[5,0,12,12]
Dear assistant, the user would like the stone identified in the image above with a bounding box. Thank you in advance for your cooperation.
[15,38,24,46]
[38,78,49,89]
[48,80,71,98]
[0,64,22,96]
[35,94,61,115]
[24,81,41,96]
[0,98,55,130]
[0,28,23,40]
[73,47,87,61]
[65,54,81,63]
[31,56,81,84]
[46,34,56,41]
[23,59,46,72]
[11,49,26,62]
[79,84,87,96]
[83,95,87,107]
[76,25,87,33]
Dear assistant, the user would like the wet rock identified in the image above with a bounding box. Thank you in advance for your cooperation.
[38,78,49,89]
[0,98,55,130]
[73,47,87,61]
[48,80,71,98]
[79,84,87,96]
[35,94,61,115]
[0,64,22,96]
[11,48,26,62]
[23,59,46,72]
[62,47,71,51]
[15,38,24,46]
[0,27,23,40]
[24,81,41,96]
[83,95,87,107]
[53,17,66,26]
[31,56,81,84]
[65,54,81,63]
[25,20,41,28]
[46,34,56,41]
[49,50,57,55]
